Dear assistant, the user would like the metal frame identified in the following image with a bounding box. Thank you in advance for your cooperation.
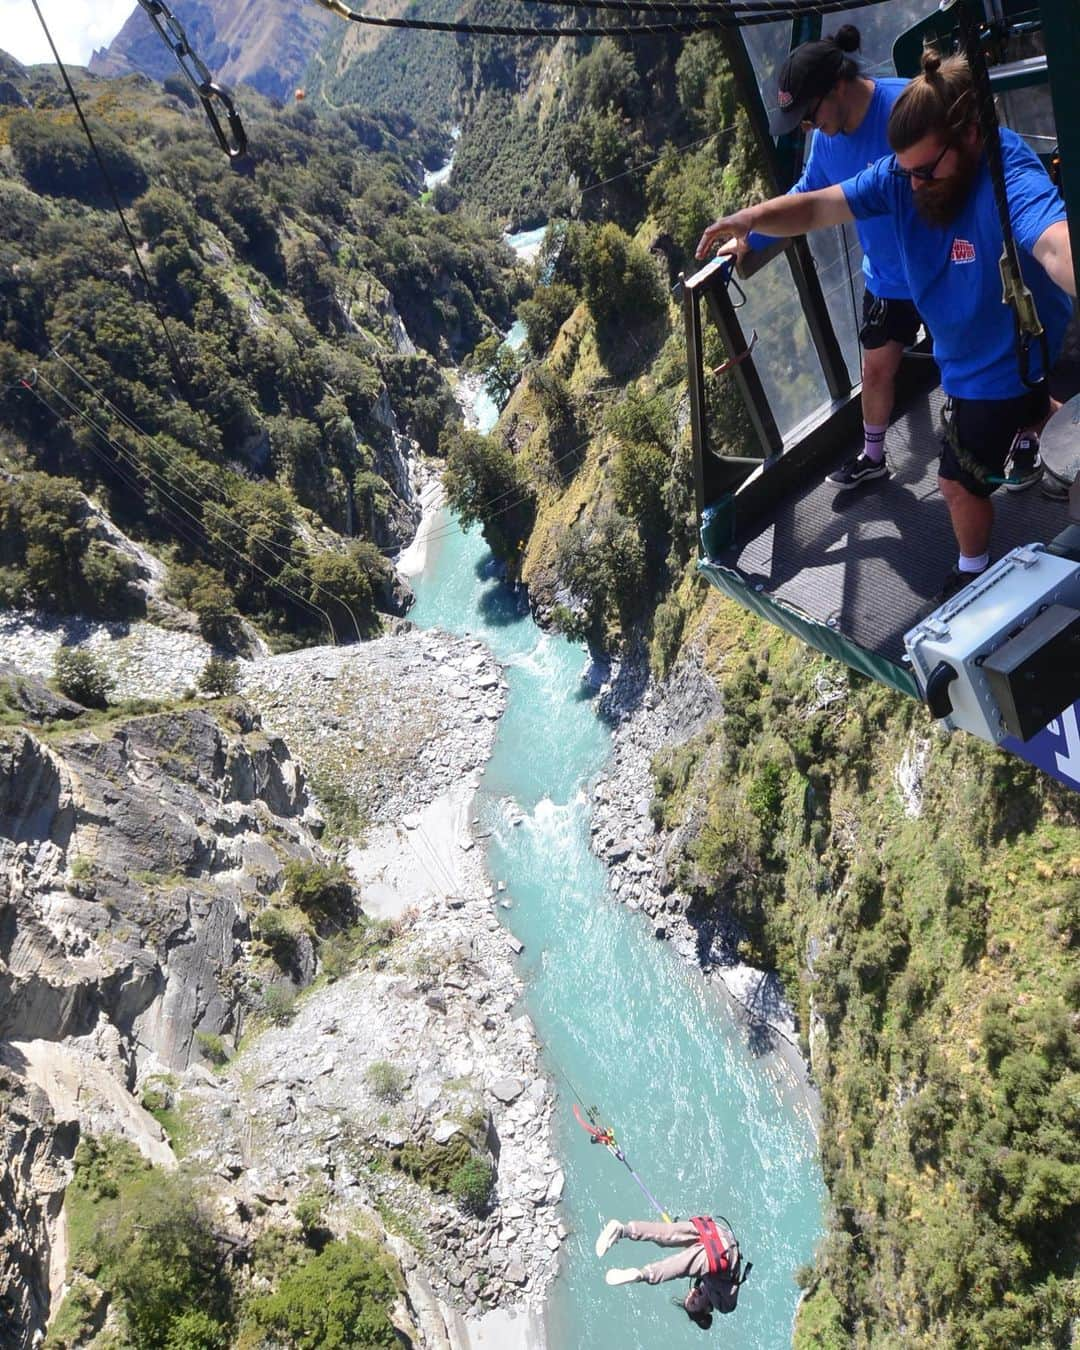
[684,260,780,527]
[1041,0,1080,301]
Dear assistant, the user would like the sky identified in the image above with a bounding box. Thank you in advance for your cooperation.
[0,1,135,68]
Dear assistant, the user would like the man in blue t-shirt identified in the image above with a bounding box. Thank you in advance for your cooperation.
[697,50,1075,601]
[724,26,920,491]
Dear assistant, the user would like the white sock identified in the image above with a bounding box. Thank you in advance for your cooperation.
[957,552,989,574]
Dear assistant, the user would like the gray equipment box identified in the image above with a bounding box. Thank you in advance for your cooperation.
[904,545,1080,744]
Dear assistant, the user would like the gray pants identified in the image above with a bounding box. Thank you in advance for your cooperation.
[624,1220,709,1285]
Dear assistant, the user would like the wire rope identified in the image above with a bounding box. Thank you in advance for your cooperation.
[307,0,895,39]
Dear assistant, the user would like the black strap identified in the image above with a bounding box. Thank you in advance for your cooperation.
[947,0,1049,389]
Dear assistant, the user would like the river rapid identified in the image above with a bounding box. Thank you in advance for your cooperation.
[406,246,825,1343]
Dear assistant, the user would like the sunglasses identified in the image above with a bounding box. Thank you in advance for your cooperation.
[889,141,952,182]
[799,95,824,130]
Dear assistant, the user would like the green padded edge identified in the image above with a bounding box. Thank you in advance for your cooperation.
[698,560,922,699]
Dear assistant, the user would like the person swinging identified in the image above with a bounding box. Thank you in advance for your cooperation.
[595,1215,750,1331]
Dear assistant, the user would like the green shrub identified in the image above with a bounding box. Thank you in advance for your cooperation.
[294,1184,329,1234]
[163,1310,228,1350]
[244,1236,401,1349]
[65,1136,229,1349]
[365,1060,407,1103]
[263,985,298,1026]
[196,656,240,697]
[10,114,147,201]
[254,905,307,954]
[190,579,237,645]
[282,859,355,925]
[53,647,113,709]
[449,1156,494,1215]
[649,598,685,680]
[194,1031,229,1066]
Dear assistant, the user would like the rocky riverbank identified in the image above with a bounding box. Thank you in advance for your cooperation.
[591,647,815,1089]
[0,614,559,1348]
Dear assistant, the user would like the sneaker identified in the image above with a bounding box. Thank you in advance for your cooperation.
[826,453,889,490]
[932,563,988,607]
[605,1268,642,1286]
[595,1220,624,1258]
[1005,431,1043,492]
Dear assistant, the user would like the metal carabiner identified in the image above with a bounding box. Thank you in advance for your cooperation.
[135,0,248,159]
[199,82,248,160]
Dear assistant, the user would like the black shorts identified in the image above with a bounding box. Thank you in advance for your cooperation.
[940,386,1051,498]
[859,290,922,351]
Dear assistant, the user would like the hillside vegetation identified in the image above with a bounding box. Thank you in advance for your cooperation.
[0,62,523,646]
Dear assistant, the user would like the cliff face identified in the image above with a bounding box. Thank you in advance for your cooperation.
[0,1071,77,1347]
[0,701,320,1072]
[89,0,335,101]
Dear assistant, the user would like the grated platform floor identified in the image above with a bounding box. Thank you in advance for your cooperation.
[713,385,1076,666]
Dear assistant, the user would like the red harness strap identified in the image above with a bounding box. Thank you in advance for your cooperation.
[690,1216,735,1275]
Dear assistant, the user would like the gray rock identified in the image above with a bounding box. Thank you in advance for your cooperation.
[490,1077,525,1104]
[432,1119,460,1145]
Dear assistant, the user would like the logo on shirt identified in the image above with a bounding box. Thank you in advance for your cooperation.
[778,89,793,108]
[951,238,976,264]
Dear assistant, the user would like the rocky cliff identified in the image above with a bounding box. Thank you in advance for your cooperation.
[89,0,336,102]
[0,627,558,1348]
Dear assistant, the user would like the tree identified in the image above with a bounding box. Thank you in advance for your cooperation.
[53,647,113,709]
[471,334,523,410]
[517,283,578,357]
[245,1237,401,1349]
[196,656,240,698]
[554,502,648,643]
[442,429,535,564]
[576,222,665,335]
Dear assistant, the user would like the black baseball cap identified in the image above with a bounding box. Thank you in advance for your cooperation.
[769,40,847,136]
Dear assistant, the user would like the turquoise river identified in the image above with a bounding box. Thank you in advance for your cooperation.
[408,508,826,1348]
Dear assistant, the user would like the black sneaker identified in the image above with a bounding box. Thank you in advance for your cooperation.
[1005,431,1043,492]
[826,453,889,490]
[933,563,988,607]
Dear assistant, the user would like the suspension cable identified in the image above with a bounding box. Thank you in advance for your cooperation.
[307,0,894,40]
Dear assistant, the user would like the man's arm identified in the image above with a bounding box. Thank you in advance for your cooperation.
[1032,219,1077,298]
[696,185,854,261]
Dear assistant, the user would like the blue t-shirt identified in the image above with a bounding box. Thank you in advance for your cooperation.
[842,128,1071,399]
[747,77,910,300]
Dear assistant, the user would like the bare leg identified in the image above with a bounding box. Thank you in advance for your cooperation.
[939,477,994,557]
[860,339,905,428]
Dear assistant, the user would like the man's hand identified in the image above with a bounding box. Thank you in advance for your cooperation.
[696,210,756,262]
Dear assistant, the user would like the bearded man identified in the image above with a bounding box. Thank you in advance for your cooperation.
[697,48,1076,602]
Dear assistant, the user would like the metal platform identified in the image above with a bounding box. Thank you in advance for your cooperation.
[709,385,1076,668]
